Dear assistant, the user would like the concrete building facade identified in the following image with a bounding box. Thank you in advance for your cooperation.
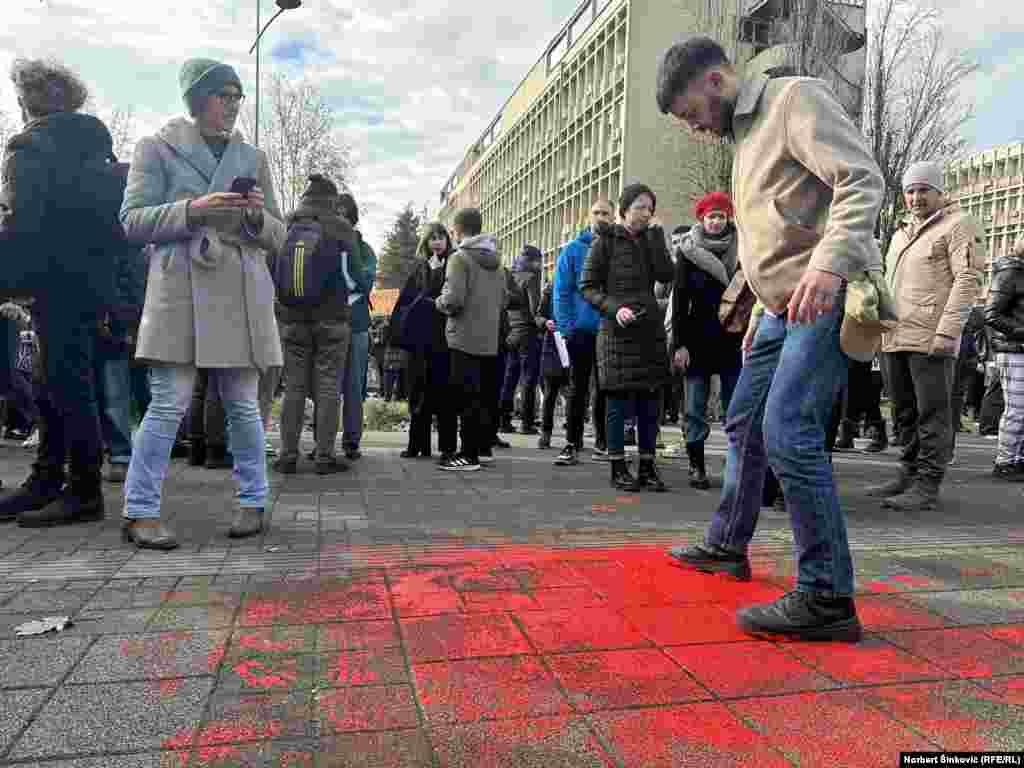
[945,142,1024,274]
[438,0,867,273]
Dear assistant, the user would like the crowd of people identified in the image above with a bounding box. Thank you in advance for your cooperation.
[1,37,1023,643]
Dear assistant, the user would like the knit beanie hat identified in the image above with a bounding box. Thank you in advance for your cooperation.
[695,191,734,221]
[902,161,945,194]
[180,58,243,117]
[299,173,340,205]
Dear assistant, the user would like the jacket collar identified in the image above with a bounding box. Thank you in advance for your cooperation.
[156,117,246,188]
[733,74,770,120]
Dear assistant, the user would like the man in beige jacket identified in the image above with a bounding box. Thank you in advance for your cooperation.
[868,161,985,510]
[658,37,886,642]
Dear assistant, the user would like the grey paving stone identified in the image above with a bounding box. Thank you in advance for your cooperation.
[10,678,213,759]
[68,608,159,636]
[11,754,174,768]
[1,590,93,614]
[0,688,49,755]
[0,636,92,688]
[82,588,169,612]
[147,604,238,631]
[68,630,230,683]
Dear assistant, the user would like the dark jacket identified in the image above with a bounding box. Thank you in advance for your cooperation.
[985,255,1024,354]
[554,229,602,336]
[506,249,543,350]
[960,304,986,361]
[537,283,566,379]
[392,254,450,353]
[580,223,675,392]
[98,244,149,358]
[273,198,358,327]
[671,230,743,376]
[0,112,119,308]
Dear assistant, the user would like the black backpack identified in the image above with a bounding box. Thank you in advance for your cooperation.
[273,217,345,307]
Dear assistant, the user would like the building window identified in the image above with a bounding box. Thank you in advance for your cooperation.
[570,4,592,46]
[549,34,567,70]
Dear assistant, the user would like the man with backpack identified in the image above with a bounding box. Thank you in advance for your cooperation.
[271,174,357,475]
[0,59,122,527]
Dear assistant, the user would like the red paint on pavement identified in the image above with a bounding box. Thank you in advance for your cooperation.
[546,648,708,711]
[316,685,420,732]
[593,703,792,767]
[414,655,571,725]
[515,607,651,653]
[401,613,532,663]
[785,636,949,685]
[431,715,614,767]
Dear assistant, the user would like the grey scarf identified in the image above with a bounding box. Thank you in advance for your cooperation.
[680,225,738,287]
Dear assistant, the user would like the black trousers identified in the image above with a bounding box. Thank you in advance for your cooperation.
[450,350,492,462]
[567,332,606,449]
[406,349,457,456]
[188,369,227,448]
[31,301,104,476]
[541,374,570,435]
[979,371,1005,435]
[882,351,955,482]
[951,354,978,431]
[842,359,884,428]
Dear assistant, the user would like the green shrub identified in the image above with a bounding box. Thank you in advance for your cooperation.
[363,399,410,432]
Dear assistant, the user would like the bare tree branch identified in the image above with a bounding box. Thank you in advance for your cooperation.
[241,73,354,216]
[862,0,977,255]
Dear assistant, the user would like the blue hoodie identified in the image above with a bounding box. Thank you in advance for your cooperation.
[554,228,601,336]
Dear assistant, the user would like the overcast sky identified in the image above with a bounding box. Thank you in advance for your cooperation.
[1,0,1019,252]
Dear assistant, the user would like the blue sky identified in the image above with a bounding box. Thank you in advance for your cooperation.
[0,0,1020,251]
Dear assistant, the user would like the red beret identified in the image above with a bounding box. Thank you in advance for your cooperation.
[695,192,734,221]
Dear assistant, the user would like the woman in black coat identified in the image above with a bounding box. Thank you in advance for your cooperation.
[671,192,742,489]
[580,183,674,491]
[392,222,457,460]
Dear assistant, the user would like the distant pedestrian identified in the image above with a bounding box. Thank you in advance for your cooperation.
[984,237,1024,480]
[580,183,674,491]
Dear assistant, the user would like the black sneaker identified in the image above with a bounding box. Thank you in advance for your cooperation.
[439,454,481,472]
[554,445,579,466]
[667,544,752,581]
[737,591,863,642]
[492,437,512,449]
[993,463,1024,481]
[591,445,610,462]
[478,450,495,465]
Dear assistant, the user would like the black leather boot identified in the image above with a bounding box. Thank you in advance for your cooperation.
[686,443,710,490]
[610,459,636,490]
[834,419,856,451]
[189,438,207,467]
[19,467,104,527]
[636,459,667,492]
[0,467,65,523]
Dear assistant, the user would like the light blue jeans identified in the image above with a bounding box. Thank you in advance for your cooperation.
[124,365,268,520]
[101,359,133,464]
[705,305,852,597]
[340,330,369,450]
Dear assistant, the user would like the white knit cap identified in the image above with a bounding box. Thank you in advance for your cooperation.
[902,161,945,193]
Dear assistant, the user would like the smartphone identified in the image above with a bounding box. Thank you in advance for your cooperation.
[230,177,258,197]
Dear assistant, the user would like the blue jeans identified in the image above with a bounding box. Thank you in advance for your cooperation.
[686,369,740,447]
[124,365,267,520]
[607,393,659,459]
[100,359,133,464]
[340,330,369,450]
[705,307,853,597]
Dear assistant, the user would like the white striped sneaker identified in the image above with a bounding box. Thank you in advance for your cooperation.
[439,454,481,472]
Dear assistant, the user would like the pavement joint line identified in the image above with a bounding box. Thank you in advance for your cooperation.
[0,631,103,763]
[382,569,443,768]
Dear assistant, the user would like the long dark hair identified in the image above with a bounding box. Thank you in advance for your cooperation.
[417,222,453,260]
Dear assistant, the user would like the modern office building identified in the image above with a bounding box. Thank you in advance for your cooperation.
[945,142,1024,273]
[437,0,867,272]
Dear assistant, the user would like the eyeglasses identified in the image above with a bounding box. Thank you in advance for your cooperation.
[214,92,246,105]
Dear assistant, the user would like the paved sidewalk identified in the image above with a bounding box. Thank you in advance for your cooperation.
[0,429,1023,766]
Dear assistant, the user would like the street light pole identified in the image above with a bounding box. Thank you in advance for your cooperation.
[250,0,302,148]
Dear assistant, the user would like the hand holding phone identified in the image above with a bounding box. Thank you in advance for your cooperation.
[230,177,259,197]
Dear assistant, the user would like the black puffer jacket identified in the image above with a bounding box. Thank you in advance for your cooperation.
[985,254,1024,354]
[580,223,674,392]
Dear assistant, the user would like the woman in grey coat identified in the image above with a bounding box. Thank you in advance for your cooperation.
[119,59,285,550]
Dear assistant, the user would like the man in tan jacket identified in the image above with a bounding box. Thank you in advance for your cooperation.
[658,37,886,642]
[868,161,985,510]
